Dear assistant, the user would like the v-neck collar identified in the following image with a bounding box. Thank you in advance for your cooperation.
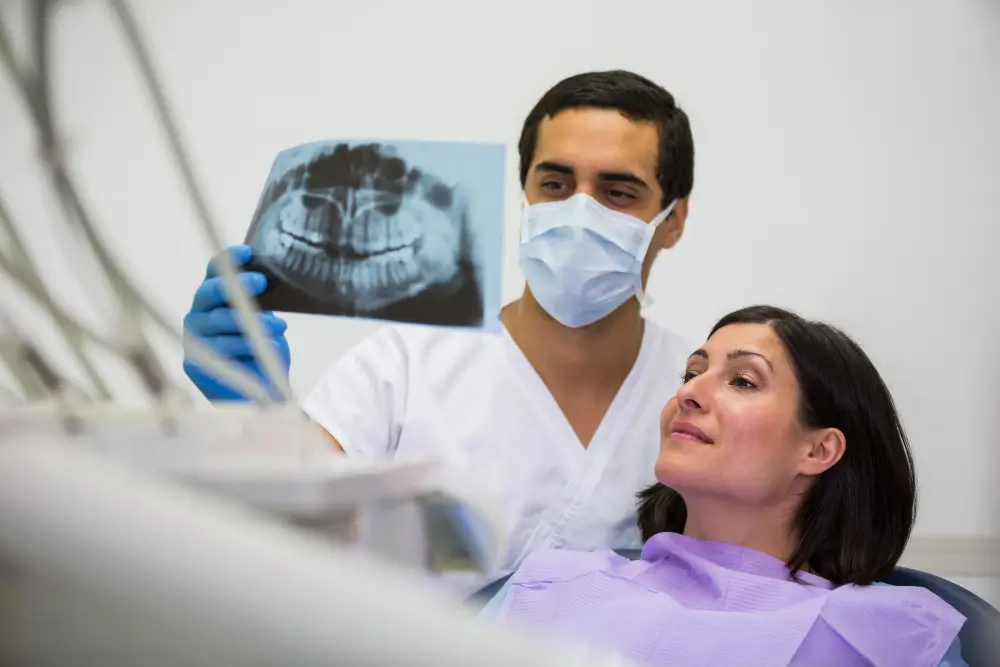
[500,316,659,462]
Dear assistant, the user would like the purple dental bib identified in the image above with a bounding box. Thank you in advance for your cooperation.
[498,532,965,667]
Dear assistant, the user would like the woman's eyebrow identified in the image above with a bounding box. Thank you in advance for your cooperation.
[688,348,774,371]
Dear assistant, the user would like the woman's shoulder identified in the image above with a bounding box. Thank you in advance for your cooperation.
[818,582,967,666]
[827,581,965,621]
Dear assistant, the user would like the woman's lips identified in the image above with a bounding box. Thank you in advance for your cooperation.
[668,421,714,444]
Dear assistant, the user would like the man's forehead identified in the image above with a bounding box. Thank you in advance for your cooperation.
[532,108,660,178]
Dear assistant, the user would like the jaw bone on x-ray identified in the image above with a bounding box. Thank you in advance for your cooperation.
[243,140,505,330]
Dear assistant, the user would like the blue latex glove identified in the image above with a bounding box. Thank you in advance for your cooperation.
[182,245,291,401]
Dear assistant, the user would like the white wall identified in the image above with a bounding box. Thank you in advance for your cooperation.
[1,0,997,592]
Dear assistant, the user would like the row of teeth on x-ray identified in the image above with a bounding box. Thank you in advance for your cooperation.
[257,143,464,310]
[274,212,423,307]
[277,189,423,257]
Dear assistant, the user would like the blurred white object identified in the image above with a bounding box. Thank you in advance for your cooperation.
[0,425,623,667]
[0,402,508,574]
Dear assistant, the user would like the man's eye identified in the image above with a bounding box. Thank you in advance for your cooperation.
[608,188,635,200]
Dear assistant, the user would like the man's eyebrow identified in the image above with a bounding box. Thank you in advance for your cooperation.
[597,171,649,189]
[534,161,573,175]
[533,161,650,189]
[687,348,774,371]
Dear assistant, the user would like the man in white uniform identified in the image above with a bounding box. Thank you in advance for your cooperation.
[183,69,695,597]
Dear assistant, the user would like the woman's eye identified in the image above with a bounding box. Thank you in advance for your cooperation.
[680,371,697,383]
[731,374,757,389]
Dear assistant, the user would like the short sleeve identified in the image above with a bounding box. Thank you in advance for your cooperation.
[300,326,411,462]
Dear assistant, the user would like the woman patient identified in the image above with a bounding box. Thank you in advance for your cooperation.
[483,305,967,667]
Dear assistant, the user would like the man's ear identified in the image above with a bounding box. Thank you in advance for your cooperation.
[799,427,846,476]
[659,198,689,250]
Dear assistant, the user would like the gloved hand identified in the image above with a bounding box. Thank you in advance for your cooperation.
[182,245,291,401]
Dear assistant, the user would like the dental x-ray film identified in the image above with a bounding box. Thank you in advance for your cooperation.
[243,140,506,331]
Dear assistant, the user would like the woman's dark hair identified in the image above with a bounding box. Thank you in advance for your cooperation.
[637,305,917,586]
[517,70,695,208]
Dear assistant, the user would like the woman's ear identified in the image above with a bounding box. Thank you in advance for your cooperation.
[659,198,689,250]
[799,427,846,476]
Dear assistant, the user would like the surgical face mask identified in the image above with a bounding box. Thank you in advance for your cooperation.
[519,193,677,328]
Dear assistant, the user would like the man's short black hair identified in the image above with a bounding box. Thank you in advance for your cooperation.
[518,70,695,208]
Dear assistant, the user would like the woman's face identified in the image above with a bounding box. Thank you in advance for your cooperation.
[655,323,840,506]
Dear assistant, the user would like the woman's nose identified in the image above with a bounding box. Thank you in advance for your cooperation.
[676,376,707,412]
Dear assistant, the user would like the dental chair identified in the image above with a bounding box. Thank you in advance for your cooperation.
[882,566,999,667]
[469,549,1000,667]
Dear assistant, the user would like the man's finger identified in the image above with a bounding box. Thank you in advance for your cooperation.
[184,309,287,337]
[190,272,268,312]
[191,334,283,359]
[205,245,253,279]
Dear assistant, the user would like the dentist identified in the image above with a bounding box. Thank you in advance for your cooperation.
[183,69,696,596]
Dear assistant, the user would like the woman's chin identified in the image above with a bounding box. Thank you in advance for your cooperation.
[653,451,705,490]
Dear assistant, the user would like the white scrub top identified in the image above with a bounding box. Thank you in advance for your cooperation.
[301,318,691,597]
